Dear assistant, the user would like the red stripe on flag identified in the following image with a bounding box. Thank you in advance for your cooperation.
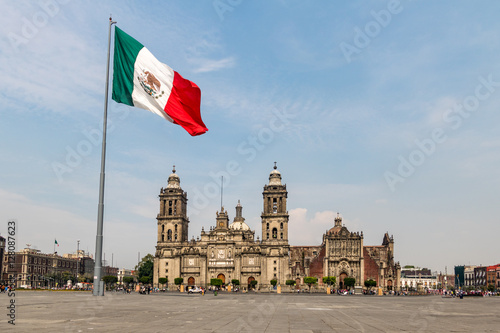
[164,72,208,136]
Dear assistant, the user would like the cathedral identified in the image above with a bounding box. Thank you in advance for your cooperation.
[153,164,400,291]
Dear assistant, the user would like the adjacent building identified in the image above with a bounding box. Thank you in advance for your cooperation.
[290,215,400,290]
[486,265,498,289]
[153,165,401,291]
[0,236,5,282]
[1,248,112,288]
[474,266,487,288]
[400,267,437,290]
[2,248,78,288]
[464,265,476,288]
[117,268,136,286]
[63,250,95,280]
[496,266,500,290]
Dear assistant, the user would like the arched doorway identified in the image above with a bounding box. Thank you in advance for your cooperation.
[339,272,348,289]
[387,280,393,291]
[217,274,225,284]
[248,276,255,289]
[188,277,195,286]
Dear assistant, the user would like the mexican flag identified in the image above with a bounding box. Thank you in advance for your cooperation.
[55,239,59,246]
[112,27,208,136]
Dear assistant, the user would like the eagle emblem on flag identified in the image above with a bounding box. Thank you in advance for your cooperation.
[138,69,164,99]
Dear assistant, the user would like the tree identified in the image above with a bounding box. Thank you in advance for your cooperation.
[270,279,277,287]
[81,273,93,283]
[231,279,240,286]
[344,277,355,289]
[250,280,258,289]
[123,276,135,288]
[304,277,318,292]
[286,280,296,288]
[210,279,223,287]
[364,279,376,291]
[140,276,150,285]
[174,277,184,286]
[61,271,76,285]
[135,254,154,286]
[102,275,118,290]
[322,276,336,286]
[158,277,168,288]
[487,284,495,292]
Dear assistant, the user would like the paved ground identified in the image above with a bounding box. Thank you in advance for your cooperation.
[1,291,499,332]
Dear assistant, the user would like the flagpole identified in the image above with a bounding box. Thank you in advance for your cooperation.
[93,16,116,296]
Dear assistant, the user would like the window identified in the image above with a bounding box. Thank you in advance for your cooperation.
[280,222,283,229]
[273,198,277,213]
[280,233,283,239]
[175,224,178,232]
[272,228,277,239]
[266,233,269,240]
[274,260,277,264]
[162,234,164,242]
[274,267,277,271]
[167,230,172,241]
[266,223,269,230]
[165,269,168,273]
[174,234,177,241]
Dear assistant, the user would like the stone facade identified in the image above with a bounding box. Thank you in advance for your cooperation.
[154,165,400,291]
[154,164,289,290]
[290,215,400,290]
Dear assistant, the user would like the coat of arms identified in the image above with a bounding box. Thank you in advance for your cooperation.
[138,69,164,99]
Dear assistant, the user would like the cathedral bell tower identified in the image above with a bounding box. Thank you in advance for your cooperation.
[261,162,289,242]
[157,166,189,244]
[215,207,229,230]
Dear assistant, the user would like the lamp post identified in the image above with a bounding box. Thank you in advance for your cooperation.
[76,240,80,284]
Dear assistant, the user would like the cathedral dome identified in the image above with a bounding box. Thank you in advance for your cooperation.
[269,162,282,185]
[167,165,181,189]
[229,221,251,231]
[327,213,343,235]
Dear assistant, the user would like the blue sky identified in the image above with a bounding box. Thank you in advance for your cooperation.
[1,0,499,272]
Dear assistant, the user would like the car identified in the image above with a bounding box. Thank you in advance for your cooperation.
[187,286,203,294]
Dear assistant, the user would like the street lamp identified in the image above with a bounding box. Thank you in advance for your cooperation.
[76,240,80,284]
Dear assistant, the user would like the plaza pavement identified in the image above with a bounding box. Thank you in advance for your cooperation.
[1,290,499,332]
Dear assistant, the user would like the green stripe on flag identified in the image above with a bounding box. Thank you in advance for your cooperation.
[112,27,144,106]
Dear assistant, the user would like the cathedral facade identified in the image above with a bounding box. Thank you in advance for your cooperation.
[153,165,400,291]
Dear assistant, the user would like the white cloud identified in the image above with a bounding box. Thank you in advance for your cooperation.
[289,208,335,245]
[191,57,236,73]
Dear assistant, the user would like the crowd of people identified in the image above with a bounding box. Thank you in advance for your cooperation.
[0,284,13,293]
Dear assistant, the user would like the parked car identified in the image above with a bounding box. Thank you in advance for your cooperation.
[187,286,203,294]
